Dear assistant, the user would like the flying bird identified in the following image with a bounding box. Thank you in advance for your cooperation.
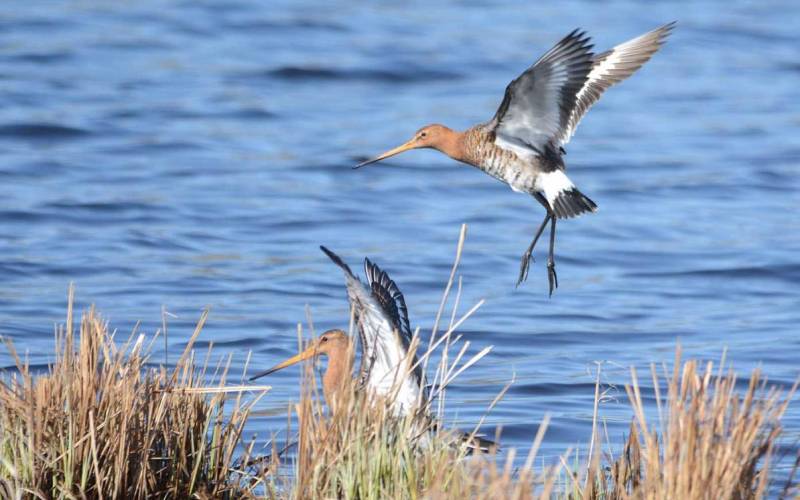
[356,23,674,296]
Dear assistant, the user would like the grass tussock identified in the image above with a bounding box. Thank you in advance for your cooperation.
[584,349,798,500]
[288,384,555,500]
[0,289,268,499]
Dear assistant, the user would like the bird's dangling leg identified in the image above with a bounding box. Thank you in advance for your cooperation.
[516,213,552,287]
[547,216,558,297]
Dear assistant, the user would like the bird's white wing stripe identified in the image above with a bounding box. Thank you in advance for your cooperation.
[577,54,617,102]
[559,22,674,146]
[494,135,538,161]
[575,33,645,104]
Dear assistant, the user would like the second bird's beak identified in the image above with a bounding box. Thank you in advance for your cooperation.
[248,345,317,381]
[355,139,417,169]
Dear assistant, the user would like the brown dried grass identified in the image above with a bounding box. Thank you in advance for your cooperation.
[0,289,268,499]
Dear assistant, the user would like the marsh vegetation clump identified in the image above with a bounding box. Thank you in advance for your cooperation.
[0,290,796,499]
[0,290,267,499]
[562,350,797,500]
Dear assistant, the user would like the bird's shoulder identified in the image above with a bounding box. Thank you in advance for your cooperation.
[465,126,521,163]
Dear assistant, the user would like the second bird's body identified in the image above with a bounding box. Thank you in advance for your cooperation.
[250,246,426,417]
[249,247,494,452]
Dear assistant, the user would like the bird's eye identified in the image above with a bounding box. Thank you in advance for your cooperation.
[420,132,427,139]
[321,336,328,342]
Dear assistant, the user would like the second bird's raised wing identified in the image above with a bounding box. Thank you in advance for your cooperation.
[320,246,424,409]
[363,257,425,390]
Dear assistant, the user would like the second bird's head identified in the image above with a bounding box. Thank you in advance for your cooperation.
[248,329,349,381]
[355,124,458,168]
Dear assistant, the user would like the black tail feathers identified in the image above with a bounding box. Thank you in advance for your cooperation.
[551,188,597,219]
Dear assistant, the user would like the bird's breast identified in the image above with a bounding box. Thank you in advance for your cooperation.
[462,128,541,193]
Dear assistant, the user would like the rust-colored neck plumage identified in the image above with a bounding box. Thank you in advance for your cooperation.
[430,127,467,163]
[321,338,353,410]
[421,125,495,169]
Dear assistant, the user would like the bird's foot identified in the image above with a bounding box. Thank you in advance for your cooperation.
[547,259,558,297]
[516,251,534,287]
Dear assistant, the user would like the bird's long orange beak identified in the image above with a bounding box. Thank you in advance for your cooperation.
[248,345,317,381]
[355,139,417,169]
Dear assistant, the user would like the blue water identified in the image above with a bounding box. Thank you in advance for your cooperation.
[1,0,799,491]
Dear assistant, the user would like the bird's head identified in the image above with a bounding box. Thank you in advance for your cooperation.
[355,124,458,168]
[248,329,349,381]
[313,329,349,355]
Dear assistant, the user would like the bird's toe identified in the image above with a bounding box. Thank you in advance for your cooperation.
[547,261,558,297]
[516,252,533,287]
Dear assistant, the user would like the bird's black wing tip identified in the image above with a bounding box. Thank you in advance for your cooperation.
[656,21,678,39]
[362,258,413,340]
[564,28,591,46]
[319,244,336,261]
[320,245,353,275]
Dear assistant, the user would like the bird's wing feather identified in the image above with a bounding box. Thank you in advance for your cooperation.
[558,22,675,146]
[486,29,594,155]
[363,258,425,391]
[364,258,412,348]
[320,246,424,412]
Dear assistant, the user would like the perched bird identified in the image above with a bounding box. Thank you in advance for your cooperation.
[249,246,493,451]
[356,23,674,296]
[249,246,426,417]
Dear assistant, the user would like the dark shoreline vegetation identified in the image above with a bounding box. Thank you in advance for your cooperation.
[1,288,797,499]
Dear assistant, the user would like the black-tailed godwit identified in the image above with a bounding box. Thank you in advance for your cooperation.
[356,23,674,296]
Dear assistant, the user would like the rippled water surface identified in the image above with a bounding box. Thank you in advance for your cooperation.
[2,0,799,489]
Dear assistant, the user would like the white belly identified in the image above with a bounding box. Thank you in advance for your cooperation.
[363,339,424,416]
[368,357,422,410]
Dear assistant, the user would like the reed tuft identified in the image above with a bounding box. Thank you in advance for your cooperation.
[569,348,797,500]
[0,288,267,499]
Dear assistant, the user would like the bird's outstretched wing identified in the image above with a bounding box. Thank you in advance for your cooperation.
[363,257,424,390]
[320,246,425,412]
[363,258,411,347]
[486,29,594,156]
[558,22,675,146]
